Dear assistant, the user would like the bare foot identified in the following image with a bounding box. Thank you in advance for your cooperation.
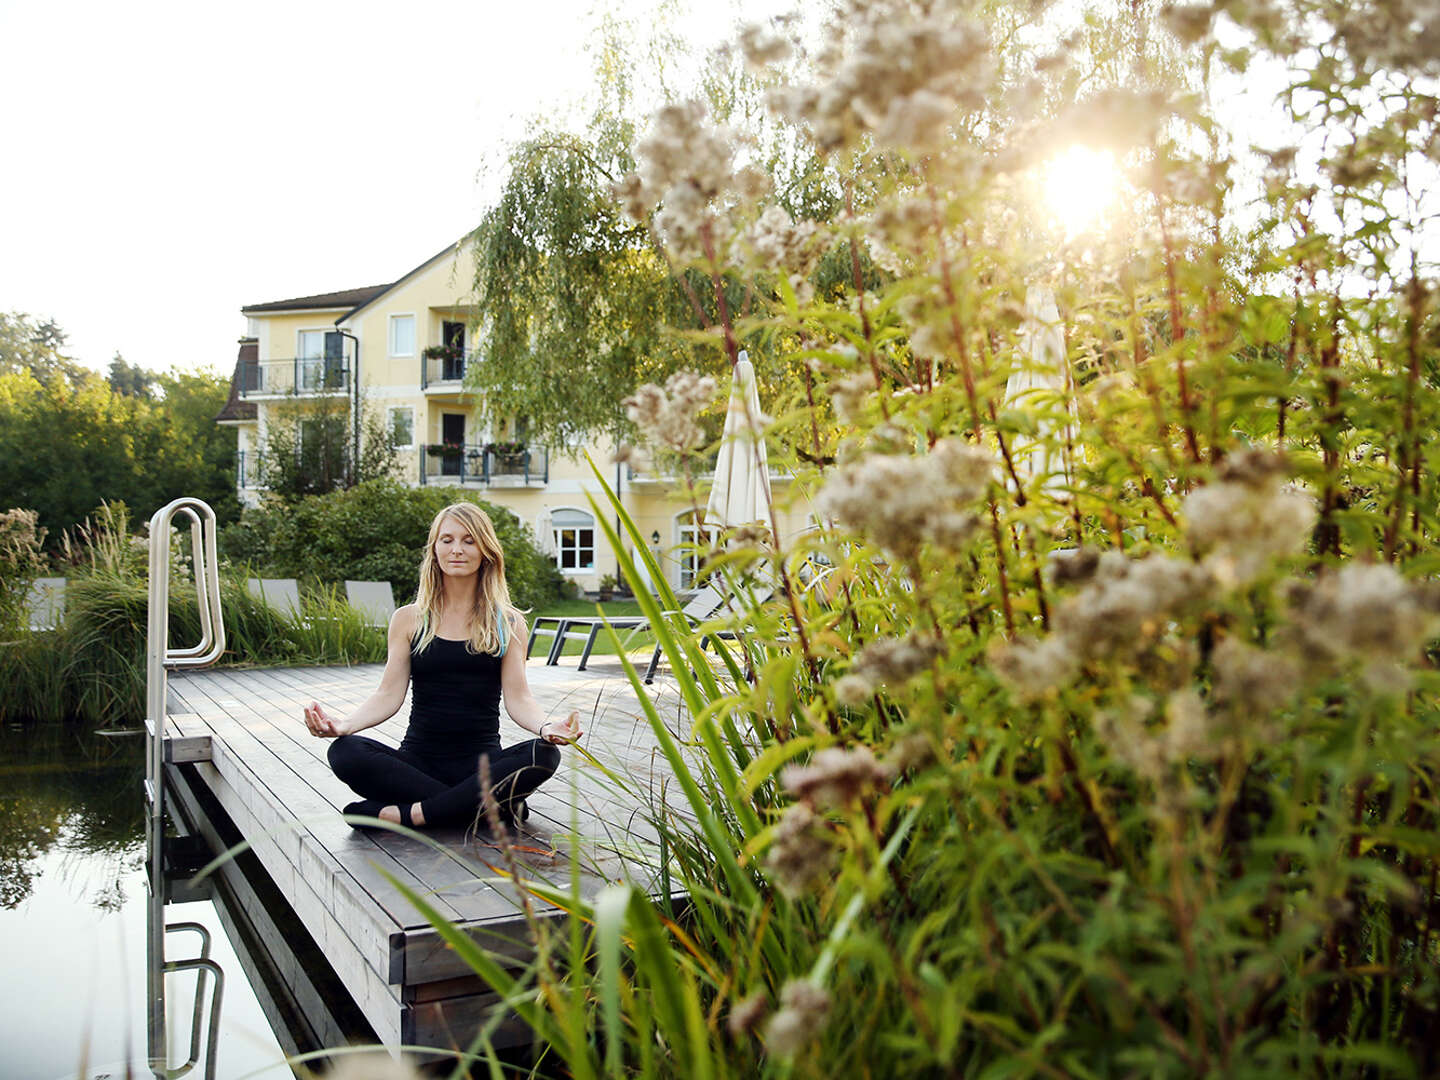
[377,803,426,827]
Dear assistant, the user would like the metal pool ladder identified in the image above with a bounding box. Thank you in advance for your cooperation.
[145,498,227,1080]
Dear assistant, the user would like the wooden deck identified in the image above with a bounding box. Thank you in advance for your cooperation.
[162,656,692,1051]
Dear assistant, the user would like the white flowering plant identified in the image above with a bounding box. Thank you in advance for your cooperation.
[423,1,1440,1076]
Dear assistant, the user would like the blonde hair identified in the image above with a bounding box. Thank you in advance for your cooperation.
[413,502,519,655]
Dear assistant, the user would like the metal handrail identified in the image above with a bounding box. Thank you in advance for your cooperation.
[161,923,224,1080]
[146,498,226,1080]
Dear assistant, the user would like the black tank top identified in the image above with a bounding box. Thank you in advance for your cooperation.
[401,632,505,758]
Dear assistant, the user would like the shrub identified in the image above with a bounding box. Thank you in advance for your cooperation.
[0,509,387,726]
[0,508,46,638]
[218,479,565,614]
[414,2,1440,1076]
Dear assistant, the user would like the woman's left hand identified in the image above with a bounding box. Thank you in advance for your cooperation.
[541,710,583,745]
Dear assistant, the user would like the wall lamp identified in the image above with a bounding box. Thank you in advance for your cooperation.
[650,531,660,546]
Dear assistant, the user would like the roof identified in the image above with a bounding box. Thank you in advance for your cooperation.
[215,339,258,424]
[337,242,463,322]
[241,284,391,314]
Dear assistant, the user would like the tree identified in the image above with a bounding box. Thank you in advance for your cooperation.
[465,21,843,451]
[107,353,156,398]
[255,394,398,500]
[0,311,90,387]
[0,315,240,538]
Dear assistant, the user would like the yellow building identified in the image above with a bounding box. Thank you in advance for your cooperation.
[217,241,808,592]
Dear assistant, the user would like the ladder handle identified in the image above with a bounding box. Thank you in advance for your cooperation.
[161,956,224,1080]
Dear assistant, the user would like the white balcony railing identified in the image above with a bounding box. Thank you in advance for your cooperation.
[239,358,350,397]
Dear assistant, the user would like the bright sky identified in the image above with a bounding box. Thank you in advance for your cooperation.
[0,0,770,376]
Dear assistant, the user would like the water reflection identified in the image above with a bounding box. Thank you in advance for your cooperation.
[0,726,291,1079]
[0,725,144,911]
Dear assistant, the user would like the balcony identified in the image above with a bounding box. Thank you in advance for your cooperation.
[626,453,792,486]
[418,444,548,487]
[239,358,350,398]
[421,348,480,391]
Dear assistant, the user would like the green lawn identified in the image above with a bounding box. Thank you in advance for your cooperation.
[526,597,656,659]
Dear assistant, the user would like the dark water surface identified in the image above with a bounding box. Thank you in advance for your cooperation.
[0,725,292,1079]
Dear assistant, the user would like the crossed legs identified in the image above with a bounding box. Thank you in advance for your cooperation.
[327,736,561,830]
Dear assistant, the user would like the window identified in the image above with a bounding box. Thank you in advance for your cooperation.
[298,330,325,360]
[676,510,720,589]
[387,406,414,449]
[296,330,344,389]
[551,508,595,572]
[389,314,415,357]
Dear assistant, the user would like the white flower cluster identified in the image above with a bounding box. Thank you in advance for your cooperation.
[622,371,718,453]
[1285,563,1440,693]
[762,0,993,152]
[1094,690,1215,787]
[738,21,793,71]
[765,979,832,1056]
[764,802,834,899]
[781,745,893,809]
[614,100,770,261]
[833,633,942,704]
[1182,450,1316,587]
[826,368,875,423]
[816,438,994,559]
[1210,635,1299,721]
[736,205,824,285]
[989,550,1215,700]
[865,191,936,275]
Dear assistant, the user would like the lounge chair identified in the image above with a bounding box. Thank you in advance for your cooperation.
[526,616,569,662]
[25,577,66,631]
[344,580,396,628]
[531,584,729,672]
[246,577,303,620]
[642,583,744,683]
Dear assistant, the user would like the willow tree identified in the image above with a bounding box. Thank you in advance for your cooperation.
[465,20,847,452]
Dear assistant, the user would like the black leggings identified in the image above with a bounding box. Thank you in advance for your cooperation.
[327,735,561,828]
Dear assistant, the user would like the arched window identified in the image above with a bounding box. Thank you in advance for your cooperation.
[551,508,595,572]
[675,510,720,589]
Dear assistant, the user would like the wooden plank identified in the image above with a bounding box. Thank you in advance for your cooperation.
[166,762,377,1055]
[404,988,532,1053]
[184,669,531,929]
[167,658,699,1046]
[185,752,405,1043]
[195,665,667,908]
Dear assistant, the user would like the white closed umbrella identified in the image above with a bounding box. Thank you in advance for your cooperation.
[706,351,773,531]
[1005,287,1072,502]
[535,508,556,557]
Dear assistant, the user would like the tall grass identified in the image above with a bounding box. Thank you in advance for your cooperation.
[1,508,386,726]
[382,0,1440,1071]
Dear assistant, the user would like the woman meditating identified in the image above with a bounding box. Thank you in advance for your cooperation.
[302,502,583,831]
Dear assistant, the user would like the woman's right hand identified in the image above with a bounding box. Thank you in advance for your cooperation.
[304,702,345,738]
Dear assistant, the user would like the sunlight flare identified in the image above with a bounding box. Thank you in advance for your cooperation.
[1041,145,1120,237]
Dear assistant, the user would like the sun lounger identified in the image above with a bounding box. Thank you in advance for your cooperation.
[25,577,66,631]
[246,577,303,620]
[344,580,395,627]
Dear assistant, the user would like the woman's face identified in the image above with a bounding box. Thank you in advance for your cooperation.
[434,516,483,578]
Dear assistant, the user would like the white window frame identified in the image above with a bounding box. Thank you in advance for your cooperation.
[388,313,416,357]
[675,510,720,589]
[387,406,415,449]
[297,328,328,359]
[551,507,596,574]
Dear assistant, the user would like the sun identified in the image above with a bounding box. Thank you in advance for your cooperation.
[1041,146,1120,237]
